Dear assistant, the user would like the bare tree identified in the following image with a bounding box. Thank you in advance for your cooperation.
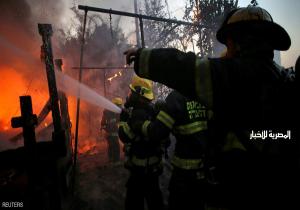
[184,0,238,57]
[140,0,181,49]
[139,0,183,99]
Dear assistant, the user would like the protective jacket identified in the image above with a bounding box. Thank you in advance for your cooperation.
[101,110,121,162]
[119,104,163,173]
[101,110,119,137]
[133,90,208,210]
[140,90,208,170]
[133,48,298,210]
[119,103,164,210]
[134,48,297,151]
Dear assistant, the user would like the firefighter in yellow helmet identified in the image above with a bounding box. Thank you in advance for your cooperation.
[101,97,123,162]
[125,6,297,210]
[118,75,164,210]
[112,97,123,106]
[129,74,154,100]
[128,88,209,210]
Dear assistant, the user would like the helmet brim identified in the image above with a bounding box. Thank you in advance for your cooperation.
[129,84,154,100]
[216,20,291,51]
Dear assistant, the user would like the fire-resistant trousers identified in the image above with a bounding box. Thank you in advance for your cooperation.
[107,136,120,162]
[168,167,206,210]
[125,171,164,210]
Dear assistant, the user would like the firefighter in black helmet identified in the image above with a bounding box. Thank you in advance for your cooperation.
[125,6,298,210]
[118,75,164,210]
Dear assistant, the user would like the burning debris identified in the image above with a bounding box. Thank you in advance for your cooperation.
[107,71,123,82]
[4,1,295,210]
[0,0,134,208]
[0,0,132,153]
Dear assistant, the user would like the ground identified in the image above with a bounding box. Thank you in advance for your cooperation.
[70,139,173,210]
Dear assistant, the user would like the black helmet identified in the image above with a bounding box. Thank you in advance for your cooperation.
[216,6,291,51]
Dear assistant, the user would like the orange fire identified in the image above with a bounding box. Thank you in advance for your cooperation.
[0,66,51,147]
[0,35,104,156]
[107,71,122,82]
[78,141,97,155]
[78,139,107,155]
[0,68,27,132]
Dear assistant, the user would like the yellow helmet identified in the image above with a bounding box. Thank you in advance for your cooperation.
[112,97,123,106]
[129,75,154,100]
[216,7,291,51]
[220,49,227,58]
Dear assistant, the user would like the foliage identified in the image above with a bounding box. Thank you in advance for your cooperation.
[140,0,180,99]
[141,0,181,49]
[57,7,132,136]
[184,0,238,57]
[249,0,259,6]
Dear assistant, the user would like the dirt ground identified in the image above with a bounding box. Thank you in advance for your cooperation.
[70,141,173,210]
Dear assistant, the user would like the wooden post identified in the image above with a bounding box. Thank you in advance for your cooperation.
[11,96,38,209]
[55,59,72,136]
[38,24,62,133]
[38,24,66,156]
[11,96,37,153]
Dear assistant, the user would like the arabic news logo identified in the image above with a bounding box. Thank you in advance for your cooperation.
[250,130,291,140]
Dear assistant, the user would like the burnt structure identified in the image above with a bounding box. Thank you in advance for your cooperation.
[0,24,73,210]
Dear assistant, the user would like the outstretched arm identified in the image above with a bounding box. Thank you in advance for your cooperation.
[125,48,213,108]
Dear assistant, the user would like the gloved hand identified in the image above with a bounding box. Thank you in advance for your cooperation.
[124,48,138,65]
[120,108,130,122]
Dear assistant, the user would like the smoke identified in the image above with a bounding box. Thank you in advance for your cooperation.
[0,0,132,153]
[0,1,60,150]
[0,0,36,65]
[0,0,67,83]
[0,0,33,36]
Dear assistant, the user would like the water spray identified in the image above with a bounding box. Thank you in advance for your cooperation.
[55,70,121,114]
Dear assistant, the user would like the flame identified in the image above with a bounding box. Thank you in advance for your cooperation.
[0,68,27,132]
[107,71,122,82]
[0,58,106,156]
[107,73,118,82]
[0,27,109,156]
[0,65,111,156]
[78,139,104,155]
[0,67,49,128]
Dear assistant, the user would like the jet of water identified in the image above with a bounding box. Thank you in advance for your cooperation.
[55,70,121,114]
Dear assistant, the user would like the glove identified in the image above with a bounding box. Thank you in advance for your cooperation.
[124,48,138,65]
[120,108,130,122]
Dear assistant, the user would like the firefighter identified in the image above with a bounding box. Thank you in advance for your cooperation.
[153,99,172,160]
[124,6,298,210]
[118,75,164,210]
[101,97,123,162]
[129,90,209,210]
